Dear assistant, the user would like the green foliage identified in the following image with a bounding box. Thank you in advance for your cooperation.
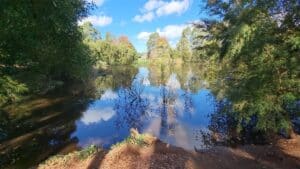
[80,23,138,66]
[0,0,92,79]
[176,27,192,61]
[77,145,100,159]
[147,32,160,58]
[105,32,114,43]
[134,58,149,66]
[40,144,101,167]
[202,0,300,135]
[80,22,101,41]
[111,134,149,149]
[0,0,93,104]
[0,76,28,105]
[175,26,215,62]
[146,32,172,59]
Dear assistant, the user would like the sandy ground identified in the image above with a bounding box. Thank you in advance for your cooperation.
[37,133,300,169]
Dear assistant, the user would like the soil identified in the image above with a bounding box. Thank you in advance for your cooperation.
[37,133,300,169]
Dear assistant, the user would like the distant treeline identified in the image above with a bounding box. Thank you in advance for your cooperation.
[80,22,138,67]
[145,26,209,62]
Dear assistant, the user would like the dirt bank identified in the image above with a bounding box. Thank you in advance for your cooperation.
[37,130,300,169]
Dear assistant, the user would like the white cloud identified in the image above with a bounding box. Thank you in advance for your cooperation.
[137,31,153,41]
[174,98,185,115]
[166,73,181,90]
[133,0,190,22]
[136,21,201,51]
[133,12,155,22]
[78,15,112,27]
[101,89,118,100]
[137,24,188,41]
[156,0,190,16]
[86,0,105,6]
[144,0,165,11]
[157,24,187,39]
[81,107,115,125]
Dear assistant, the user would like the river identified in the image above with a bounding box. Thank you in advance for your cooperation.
[0,63,230,168]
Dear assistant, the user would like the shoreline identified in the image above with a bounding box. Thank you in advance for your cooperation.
[37,129,300,169]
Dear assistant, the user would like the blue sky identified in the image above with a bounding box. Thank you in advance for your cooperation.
[80,0,210,52]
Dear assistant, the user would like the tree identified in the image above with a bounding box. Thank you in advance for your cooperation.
[146,32,171,59]
[0,0,92,78]
[156,37,171,58]
[147,32,160,58]
[0,0,92,105]
[113,36,138,64]
[79,24,138,66]
[105,32,114,43]
[176,28,192,61]
[80,22,101,41]
[116,36,135,49]
[203,0,300,136]
[189,25,212,61]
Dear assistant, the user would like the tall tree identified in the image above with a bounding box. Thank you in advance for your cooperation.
[176,28,192,61]
[147,32,160,58]
[146,32,171,59]
[156,37,172,58]
[80,22,101,41]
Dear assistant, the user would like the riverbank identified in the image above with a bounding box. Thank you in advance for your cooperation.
[38,129,300,169]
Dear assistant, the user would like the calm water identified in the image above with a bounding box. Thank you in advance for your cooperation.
[73,67,216,150]
[0,64,222,168]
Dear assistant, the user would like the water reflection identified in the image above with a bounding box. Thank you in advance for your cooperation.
[74,65,217,151]
[101,89,118,100]
[81,105,115,125]
[0,94,90,168]
[0,64,220,168]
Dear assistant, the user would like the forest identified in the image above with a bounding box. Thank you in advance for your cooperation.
[0,0,299,168]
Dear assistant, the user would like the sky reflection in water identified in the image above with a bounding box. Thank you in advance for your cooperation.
[73,67,217,150]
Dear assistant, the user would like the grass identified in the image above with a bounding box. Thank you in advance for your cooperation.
[39,131,156,168]
[40,145,101,167]
[111,134,149,149]
[77,145,100,160]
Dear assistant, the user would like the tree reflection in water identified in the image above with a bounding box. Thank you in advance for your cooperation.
[114,75,150,131]
[0,63,222,168]
[159,74,180,139]
[106,65,214,150]
[0,94,91,168]
[112,69,197,145]
[2,61,298,168]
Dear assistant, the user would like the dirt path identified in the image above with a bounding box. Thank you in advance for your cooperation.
[38,133,300,169]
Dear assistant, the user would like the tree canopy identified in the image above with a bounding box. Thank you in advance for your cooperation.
[80,22,138,66]
[146,32,171,59]
[200,0,300,135]
[176,27,193,61]
[0,0,93,105]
